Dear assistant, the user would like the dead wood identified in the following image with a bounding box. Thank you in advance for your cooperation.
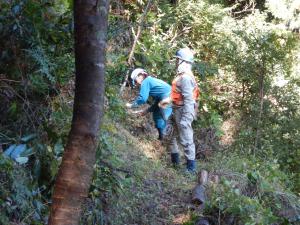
[192,184,206,206]
[195,218,210,225]
[198,170,209,185]
[120,0,154,94]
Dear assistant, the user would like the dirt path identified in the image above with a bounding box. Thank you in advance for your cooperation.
[105,123,198,225]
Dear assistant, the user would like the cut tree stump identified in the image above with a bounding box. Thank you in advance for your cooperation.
[198,170,208,185]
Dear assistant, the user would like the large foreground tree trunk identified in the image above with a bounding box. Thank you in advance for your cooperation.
[48,0,109,224]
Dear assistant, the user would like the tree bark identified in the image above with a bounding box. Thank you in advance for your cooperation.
[48,0,109,224]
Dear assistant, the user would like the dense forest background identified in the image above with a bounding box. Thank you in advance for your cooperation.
[0,0,299,224]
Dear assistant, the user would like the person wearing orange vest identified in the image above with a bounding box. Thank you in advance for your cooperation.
[167,47,200,173]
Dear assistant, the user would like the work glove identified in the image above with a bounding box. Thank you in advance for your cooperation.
[158,97,172,109]
[126,102,133,108]
[131,108,148,116]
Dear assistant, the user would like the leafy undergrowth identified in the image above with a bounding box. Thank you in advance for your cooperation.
[83,109,300,225]
[81,87,300,225]
[2,84,299,224]
[186,152,300,225]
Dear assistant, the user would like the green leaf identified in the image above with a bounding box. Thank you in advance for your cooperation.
[34,159,41,179]
[54,140,64,156]
[20,147,34,157]
[15,157,29,164]
[21,134,37,142]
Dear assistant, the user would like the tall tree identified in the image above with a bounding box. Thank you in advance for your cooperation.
[48,0,109,224]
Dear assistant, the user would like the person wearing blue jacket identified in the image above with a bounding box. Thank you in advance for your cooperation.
[126,68,172,140]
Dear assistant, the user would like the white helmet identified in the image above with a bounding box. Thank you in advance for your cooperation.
[131,68,147,85]
[175,47,194,63]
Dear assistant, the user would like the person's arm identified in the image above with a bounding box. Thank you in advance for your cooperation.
[180,75,195,116]
[131,79,150,108]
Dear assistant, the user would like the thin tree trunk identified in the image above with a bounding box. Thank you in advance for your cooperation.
[254,68,264,153]
[241,80,245,108]
[127,0,153,65]
[119,0,153,94]
[48,0,109,224]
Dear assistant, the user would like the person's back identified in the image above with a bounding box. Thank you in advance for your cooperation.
[141,76,171,101]
[126,68,172,140]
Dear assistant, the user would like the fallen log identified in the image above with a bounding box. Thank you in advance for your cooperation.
[192,184,206,205]
[195,218,210,225]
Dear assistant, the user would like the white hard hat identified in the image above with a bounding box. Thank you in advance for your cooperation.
[131,68,147,85]
[175,47,194,63]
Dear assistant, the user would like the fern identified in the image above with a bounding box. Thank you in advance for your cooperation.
[25,45,56,83]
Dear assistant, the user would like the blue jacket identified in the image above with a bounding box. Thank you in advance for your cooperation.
[132,76,172,130]
[132,76,171,107]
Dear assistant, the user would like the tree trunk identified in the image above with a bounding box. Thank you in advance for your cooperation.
[241,80,245,108]
[48,0,109,224]
[254,67,264,153]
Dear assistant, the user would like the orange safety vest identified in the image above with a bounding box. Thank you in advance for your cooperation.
[171,73,200,106]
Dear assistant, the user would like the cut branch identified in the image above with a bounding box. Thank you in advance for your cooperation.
[120,0,153,94]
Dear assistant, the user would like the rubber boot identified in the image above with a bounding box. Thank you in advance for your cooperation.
[186,159,196,173]
[157,128,164,140]
[171,153,180,165]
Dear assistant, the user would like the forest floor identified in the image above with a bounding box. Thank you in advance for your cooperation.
[104,120,197,225]
[101,113,203,225]
[96,88,234,225]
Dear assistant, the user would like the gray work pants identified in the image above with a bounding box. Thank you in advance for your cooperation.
[167,107,195,160]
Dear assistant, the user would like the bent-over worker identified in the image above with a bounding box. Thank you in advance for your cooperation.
[126,68,172,140]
